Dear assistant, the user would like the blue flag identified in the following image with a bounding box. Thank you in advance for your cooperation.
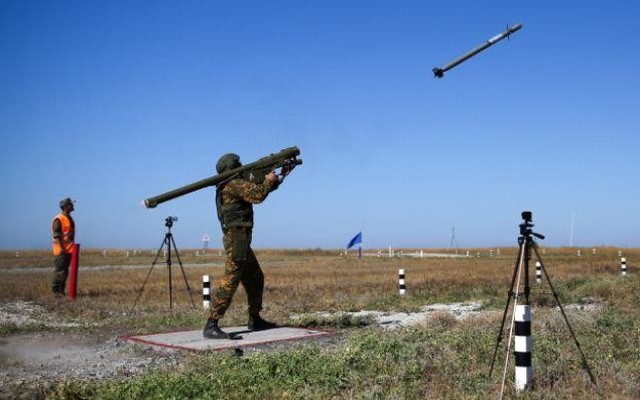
[347,232,362,249]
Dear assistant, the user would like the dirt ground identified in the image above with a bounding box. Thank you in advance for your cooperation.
[0,301,183,399]
[0,299,499,399]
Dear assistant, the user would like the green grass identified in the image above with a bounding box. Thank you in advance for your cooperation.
[47,305,640,399]
[2,249,640,399]
[48,327,460,400]
[290,312,376,329]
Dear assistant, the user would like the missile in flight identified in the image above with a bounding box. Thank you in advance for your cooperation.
[432,23,522,78]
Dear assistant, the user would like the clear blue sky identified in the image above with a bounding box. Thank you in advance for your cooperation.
[1,1,639,250]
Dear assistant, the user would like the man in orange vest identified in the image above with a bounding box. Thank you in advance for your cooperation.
[51,197,76,296]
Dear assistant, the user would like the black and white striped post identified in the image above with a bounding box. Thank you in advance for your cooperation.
[398,269,406,295]
[514,304,533,391]
[535,261,542,284]
[202,275,211,308]
[621,257,627,277]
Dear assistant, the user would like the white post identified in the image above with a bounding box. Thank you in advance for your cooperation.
[420,250,424,258]
[515,304,533,391]
[202,275,211,308]
[398,269,406,295]
[577,250,581,257]
[621,257,627,277]
[535,261,542,284]
[389,246,392,258]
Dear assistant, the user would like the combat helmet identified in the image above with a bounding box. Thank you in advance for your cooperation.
[216,153,241,173]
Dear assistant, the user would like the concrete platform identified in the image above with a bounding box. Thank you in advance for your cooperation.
[122,326,333,352]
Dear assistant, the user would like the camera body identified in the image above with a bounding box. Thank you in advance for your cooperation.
[165,216,178,228]
[519,211,533,236]
[519,211,544,240]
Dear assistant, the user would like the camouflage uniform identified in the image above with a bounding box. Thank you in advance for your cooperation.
[52,253,72,295]
[209,177,279,320]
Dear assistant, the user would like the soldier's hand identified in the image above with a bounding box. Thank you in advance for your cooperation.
[266,171,278,183]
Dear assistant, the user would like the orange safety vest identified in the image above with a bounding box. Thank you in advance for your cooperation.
[52,213,75,255]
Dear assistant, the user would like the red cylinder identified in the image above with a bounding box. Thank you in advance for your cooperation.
[68,244,80,300]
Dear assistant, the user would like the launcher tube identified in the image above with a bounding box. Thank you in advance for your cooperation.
[144,146,301,208]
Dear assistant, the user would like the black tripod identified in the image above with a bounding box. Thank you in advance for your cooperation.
[488,211,599,398]
[131,217,196,312]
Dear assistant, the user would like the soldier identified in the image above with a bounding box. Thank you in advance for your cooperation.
[51,197,76,296]
[203,153,289,339]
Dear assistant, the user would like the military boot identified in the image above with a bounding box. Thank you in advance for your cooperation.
[203,318,229,339]
[248,314,277,331]
[52,284,64,296]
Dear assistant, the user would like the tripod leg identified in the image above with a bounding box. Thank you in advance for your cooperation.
[531,246,601,394]
[167,235,173,309]
[170,234,196,308]
[489,241,525,378]
[130,237,167,313]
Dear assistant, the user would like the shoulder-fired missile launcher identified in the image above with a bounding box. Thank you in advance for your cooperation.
[144,146,302,208]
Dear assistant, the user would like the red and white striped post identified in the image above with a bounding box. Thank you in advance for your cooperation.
[68,244,80,300]
[514,304,533,391]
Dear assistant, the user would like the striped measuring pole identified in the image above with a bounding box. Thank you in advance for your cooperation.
[535,261,542,284]
[398,269,406,295]
[621,257,627,277]
[514,304,533,391]
[202,275,211,308]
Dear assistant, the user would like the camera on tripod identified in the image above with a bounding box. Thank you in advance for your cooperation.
[519,211,544,240]
[131,215,195,312]
[489,211,598,392]
[165,216,178,228]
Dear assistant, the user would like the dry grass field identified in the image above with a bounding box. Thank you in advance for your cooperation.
[1,246,639,399]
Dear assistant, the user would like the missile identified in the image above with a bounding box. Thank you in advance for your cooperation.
[432,23,522,78]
